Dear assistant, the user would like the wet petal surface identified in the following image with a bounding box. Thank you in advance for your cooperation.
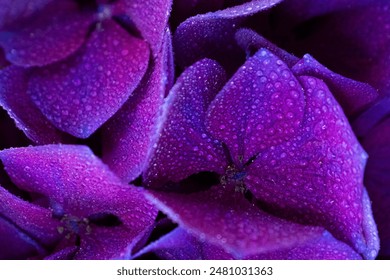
[146,185,324,257]
[245,76,378,259]
[28,20,150,138]
[144,59,227,188]
[173,0,283,71]
[102,29,171,182]
[0,1,92,67]
[0,66,69,144]
[362,117,390,257]
[206,48,305,165]
[113,0,172,55]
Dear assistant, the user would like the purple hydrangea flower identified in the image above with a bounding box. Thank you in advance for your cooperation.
[0,144,157,259]
[142,47,379,259]
[0,0,171,139]
[0,0,388,260]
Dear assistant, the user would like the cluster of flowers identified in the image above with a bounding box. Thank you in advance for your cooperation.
[0,0,389,260]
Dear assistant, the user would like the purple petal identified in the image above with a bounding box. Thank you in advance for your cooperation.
[146,185,324,257]
[253,231,362,260]
[144,59,227,187]
[0,187,61,250]
[28,20,150,138]
[276,1,390,95]
[135,227,234,260]
[0,144,158,259]
[102,29,171,182]
[206,48,305,165]
[0,0,53,30]
[235,28,299,67]
[0,216,42,259]
[292,54,378,117]
[0,145,156,218]
[0,1,93,67]
[113,0,172,55]
[173,0,283,71]
[245,76,378,259]
[352,96,390,138]
[0,66,70,144]
[362,117,390,256]
[138,227,361,260]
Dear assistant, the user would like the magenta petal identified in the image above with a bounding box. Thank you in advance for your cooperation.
[0,187,61,250]
[206,48,305,165]
[362,117,390,256]
[0,145,153,216]
[102,29,171,182]
[0,217,43,259]
[113,0,172,55]
[28,20,150,138]
[135,227,233,260]
[235,28,299,67]
[254,231,362,260]
[0,66,69,144]
[292,54,378,117]
[245,76,378,259]
[174,0,283,71]
[0,1,92,67]
[147,185,324,257]
[0,0,53,30]
[144,59,227,187]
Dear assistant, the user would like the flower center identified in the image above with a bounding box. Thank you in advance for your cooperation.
[221,165,247,193]
[57,214,92,239]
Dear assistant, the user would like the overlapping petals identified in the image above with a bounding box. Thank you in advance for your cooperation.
[0,145,157,259]
[173,0,283,72]
[144,47,379,259]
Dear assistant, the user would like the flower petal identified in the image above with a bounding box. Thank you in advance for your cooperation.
[0,186,61,251]
[135,227,233,260]
[28,20,150,138]
[362,117,390,257]
[0,66,69,144]
[0,216,43,259]
[0,1,93,67]
[292,54,378,117]
[146,185,324,257]
[173,0,283,71]
[0,145,156,219]
[144,59,227,188]
[245,76,379,259]
[102,29,171,182]
[275,1,390,95]
[206,48,305,165]
[113,0,172,55]
[137,227,361,260]
[0,0,53,30]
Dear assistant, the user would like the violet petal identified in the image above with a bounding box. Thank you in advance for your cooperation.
[173,0,283,71]
[0,216,43,259]
[135,227,233,260]
[28,20,150,138]
[0,66,69,144]
[206,48,305,165]
[102,29,171,182]
[0,186,61,249]
[362,117,390,256]
[144,59,227,188]
[292,54,378,117]
[113,0,172,55]
[0,0,54,30]
[0,1,93,67]
[146,185,324,257]
[245,76,379,259]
